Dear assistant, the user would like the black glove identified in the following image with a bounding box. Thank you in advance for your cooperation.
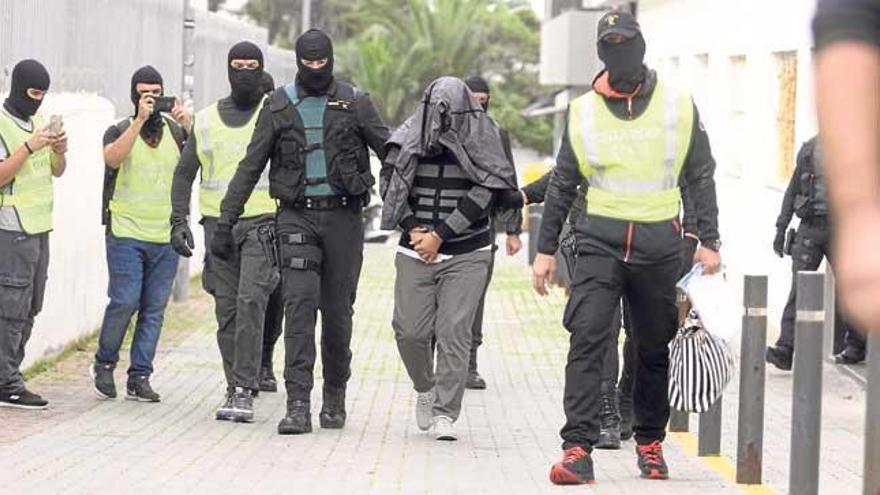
[210,223,235,261]
[170,220,194,258]
[495,189,526,209]
[679,235,699,276]
[773,228,785,258]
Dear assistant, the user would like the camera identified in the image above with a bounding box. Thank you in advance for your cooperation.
[153,96,176,113]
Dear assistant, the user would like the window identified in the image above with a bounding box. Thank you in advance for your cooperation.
[774,51,798,181]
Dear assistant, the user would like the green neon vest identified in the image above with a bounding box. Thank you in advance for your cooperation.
[195,99,275,218]
[568,80,694,222]
[109,123,180,243]
[0,111,53,234]
[284,84,334,197]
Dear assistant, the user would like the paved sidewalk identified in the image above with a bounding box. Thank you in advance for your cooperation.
[0,245,742,495]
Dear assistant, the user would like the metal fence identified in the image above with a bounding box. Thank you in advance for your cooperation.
[0,0,297,114]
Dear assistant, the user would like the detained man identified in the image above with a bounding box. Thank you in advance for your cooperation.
[381,77,519,441]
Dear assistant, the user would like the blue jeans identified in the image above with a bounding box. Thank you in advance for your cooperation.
[95,235,179,377]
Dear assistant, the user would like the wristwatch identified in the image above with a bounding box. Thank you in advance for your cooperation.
[702,239,722,252]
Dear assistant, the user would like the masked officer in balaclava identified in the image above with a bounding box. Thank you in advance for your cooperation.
[170,41,284,423]
[536,11,721,484]
[92,65,190,404]
[0,59,67,409]
[214,28,390,435]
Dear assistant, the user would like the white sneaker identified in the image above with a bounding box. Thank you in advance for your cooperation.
[430,415,457,441]
[416,389,434,431]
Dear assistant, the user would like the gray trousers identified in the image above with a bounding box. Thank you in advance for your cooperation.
[203,216,281,391]
[0,230,49,394]
[393,250,491,421]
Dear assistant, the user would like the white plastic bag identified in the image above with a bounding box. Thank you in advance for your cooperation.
[676,263,740,344]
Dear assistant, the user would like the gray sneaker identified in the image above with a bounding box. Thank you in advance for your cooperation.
[430,415,458,441]
[216,392,235,421]
[231,387,255,423]
[126,376,160,403]
[90,363,116,400]
[416,389,434,431]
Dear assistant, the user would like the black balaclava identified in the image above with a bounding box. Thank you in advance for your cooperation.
[464,76,491,111]
[228,41,265,109]
[598,34,647,94]
[130,65,164,137]
[261,71,275,95]
[295,29,334,95]
[4,59,50,120]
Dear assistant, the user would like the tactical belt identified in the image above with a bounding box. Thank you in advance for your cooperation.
[281,195,361,211]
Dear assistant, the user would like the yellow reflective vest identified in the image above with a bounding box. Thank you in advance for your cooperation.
[109,123,180,243]
[568,80,694,222]
[0,110,53,234]
[195,99,274,219]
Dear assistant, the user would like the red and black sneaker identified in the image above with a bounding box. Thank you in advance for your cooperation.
[549,446,595,485]
[636,440,669,480]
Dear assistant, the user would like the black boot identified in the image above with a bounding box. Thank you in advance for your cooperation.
[319,386,346,429]
[259,365,278,393]
[595,380,621,450]
[766,345,793,371]
[835,346,867,365]
[278,400,312,435]
[465,350,487,390]
[618,388,634,441]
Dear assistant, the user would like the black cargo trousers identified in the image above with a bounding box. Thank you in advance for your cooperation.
[275,202,364,405]
[561,253,679,450]
[203,216,283,391]
[777,218,865,353]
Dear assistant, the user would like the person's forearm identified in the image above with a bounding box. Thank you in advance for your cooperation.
[171,140,201,221]
[816,42,880,214]
[0,144,34,187]
[434,185,493,239]
[537,170,578,255]
[51,152,66,177]
[104,120,143,169]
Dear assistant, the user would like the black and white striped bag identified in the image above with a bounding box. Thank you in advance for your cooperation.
[668,309,735,413]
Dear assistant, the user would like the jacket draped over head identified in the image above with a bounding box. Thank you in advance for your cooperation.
[380,76,518,230]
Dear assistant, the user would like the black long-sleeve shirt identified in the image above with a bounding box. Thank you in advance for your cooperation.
[170,96,261,222]
[538,70,719,262]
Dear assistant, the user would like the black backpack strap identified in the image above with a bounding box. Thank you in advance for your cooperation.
[101,119,131,226]
[162,116,187,151]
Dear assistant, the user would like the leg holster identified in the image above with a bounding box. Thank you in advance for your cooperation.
[278,233,322,273]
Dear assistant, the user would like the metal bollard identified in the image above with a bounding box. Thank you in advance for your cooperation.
[737,275,767,484]
[790,271,825,495]
[669,410,689,432]
[865,331,880,495]
[698,398,722,456]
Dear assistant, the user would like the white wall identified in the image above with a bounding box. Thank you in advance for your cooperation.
[636,0,821,333]
[21,93,205,368]
[639,0,817,185]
